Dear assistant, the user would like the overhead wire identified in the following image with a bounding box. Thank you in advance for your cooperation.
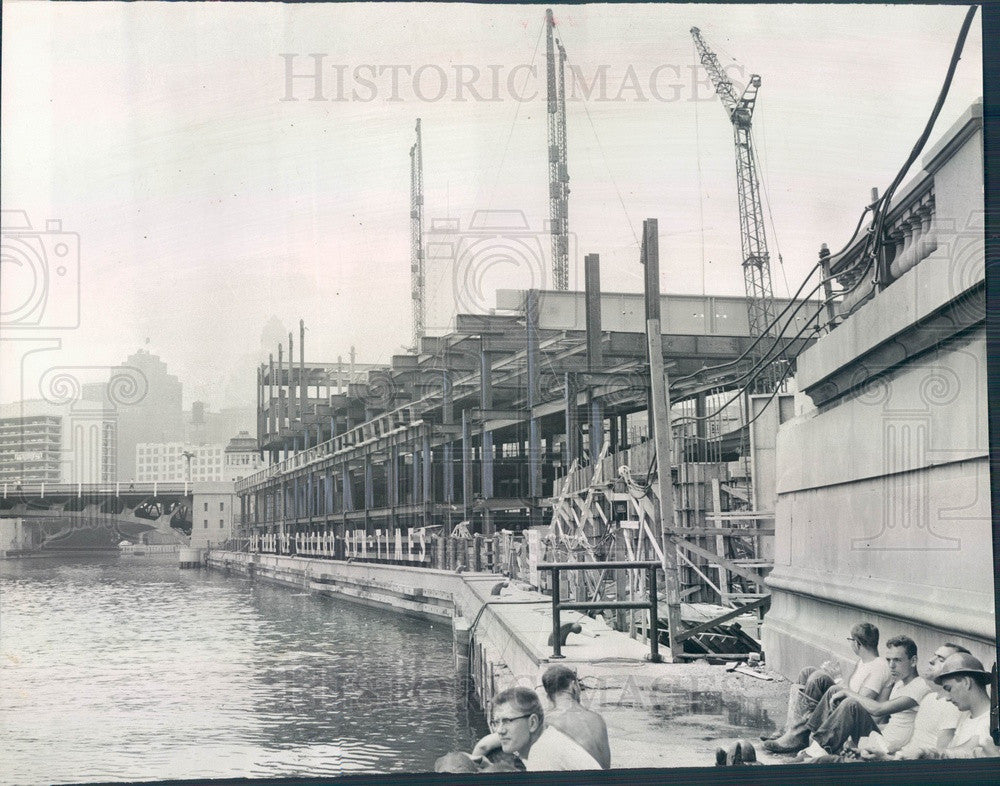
[811,3,977,326]
[750,115,792,300]
[484,18,546,211]
[671,3,977,402]
[693,43,708,296]
[563,50,641,250]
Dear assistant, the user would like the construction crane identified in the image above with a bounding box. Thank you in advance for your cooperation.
[691,27,781,393]
[410,118,425,347]
[546,8,570,291]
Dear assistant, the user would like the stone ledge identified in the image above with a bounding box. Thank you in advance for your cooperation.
[765,565,994,640]
[799,267,984,407]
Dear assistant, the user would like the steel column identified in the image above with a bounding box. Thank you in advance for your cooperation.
[479,345,494,500]
[462,410,472,520]
[526,290,542,526]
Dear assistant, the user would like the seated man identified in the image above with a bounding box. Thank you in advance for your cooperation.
[888,642,969,758]
[804,635,929,756]
[474,665,611,769]
[540,665,611,769]
[764,622,892,753]
[905,652,993,759]
[487,686,601,771]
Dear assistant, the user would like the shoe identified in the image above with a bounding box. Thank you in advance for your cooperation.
[763,731,809,754]
[759,730,783,741]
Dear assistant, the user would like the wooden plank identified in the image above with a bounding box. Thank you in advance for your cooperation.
[712,478,728,604]
[677,548,724,596]
[672,538,770,586]
[646,305,680,659]
[673,596,771,642]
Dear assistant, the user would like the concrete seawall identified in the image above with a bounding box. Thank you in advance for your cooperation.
[207,550,790,769]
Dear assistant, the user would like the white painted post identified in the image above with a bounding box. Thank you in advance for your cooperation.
[40,482,45,498]
[77,482,82,498]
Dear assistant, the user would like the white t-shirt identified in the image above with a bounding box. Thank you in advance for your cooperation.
[950,709,991,749]
[880,677,932,752]
[898,690,961,756]
[848,657,892,697]
[522,725,601,771]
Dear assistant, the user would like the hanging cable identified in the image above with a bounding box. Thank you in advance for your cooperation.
[484,18,546,210]
[750,118,792,299]
[568,55,641,250]
[693,43,708,296]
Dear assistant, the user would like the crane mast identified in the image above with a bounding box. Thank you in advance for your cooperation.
[546,9,570,291]
[691,27,781,393]
[410,118,425,347]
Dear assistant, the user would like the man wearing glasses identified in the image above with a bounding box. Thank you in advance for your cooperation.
[488,686,601,771]
[764,622,891,753]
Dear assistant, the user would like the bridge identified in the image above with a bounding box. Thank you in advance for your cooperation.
[0,481,196,554]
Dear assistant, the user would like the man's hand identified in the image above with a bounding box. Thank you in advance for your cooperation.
[973,737,1000,758]
[821,660,843,681]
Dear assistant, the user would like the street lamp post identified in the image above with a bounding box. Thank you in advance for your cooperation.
[181,450,195,485]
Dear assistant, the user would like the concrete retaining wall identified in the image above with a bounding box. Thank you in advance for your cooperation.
[206,551,552,713]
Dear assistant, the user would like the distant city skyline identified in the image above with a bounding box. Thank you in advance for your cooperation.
[0,343,257,483]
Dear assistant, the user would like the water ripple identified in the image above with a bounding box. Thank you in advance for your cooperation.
[1,555,487,784]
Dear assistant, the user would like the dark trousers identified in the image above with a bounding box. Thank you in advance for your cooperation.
[809,697,880,753]
[777,667,838,740]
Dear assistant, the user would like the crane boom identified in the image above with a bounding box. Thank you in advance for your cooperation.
[546,9,570,290]
[410,118,425,347]
[691,27,780,393]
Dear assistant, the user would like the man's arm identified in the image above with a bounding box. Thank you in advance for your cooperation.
[840,689,917,718]
[471,733,502,760]
[934,728,957,750]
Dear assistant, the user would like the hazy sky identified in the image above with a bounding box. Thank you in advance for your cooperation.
[1,3,983,409]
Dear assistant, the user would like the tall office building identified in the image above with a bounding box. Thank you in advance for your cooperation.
[114,350,184,481]
[0,398,116,483]
[0,415,61,484]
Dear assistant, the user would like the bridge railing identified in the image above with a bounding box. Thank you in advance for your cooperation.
[1,481,194,499]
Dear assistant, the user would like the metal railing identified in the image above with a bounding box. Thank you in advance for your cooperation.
[539,560,663,663]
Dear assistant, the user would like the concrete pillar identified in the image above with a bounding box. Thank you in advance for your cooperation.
[342,465,353,512]
[443,371,455,504]
[564,372,579,466]
[364,454,374,510]
[526,290,542,526]
[480,346,494,500]
[462,410,472,520]
[695,393,709,462]
[422,431,432,526]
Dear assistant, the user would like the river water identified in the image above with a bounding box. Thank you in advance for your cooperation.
[0,554,487,785]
